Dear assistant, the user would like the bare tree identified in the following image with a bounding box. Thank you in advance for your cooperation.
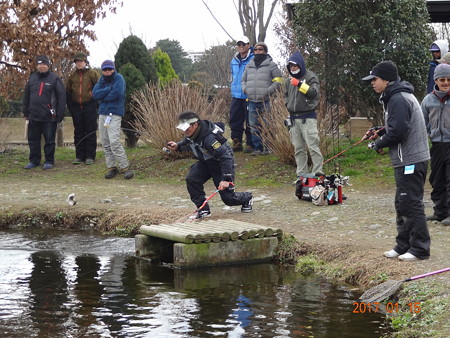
[202,0,279,44]
[0,0,122,100]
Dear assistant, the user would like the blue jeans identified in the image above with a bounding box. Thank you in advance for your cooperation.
[229,98,253,147]
[248,100,270,151]
[27,119,58,165]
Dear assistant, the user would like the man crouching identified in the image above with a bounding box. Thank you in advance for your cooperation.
[167,111,253,219]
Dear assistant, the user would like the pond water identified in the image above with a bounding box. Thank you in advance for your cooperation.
[0,230,391,337]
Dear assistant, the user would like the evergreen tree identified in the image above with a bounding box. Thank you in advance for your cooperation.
[114,35,157,148]
[153,48,179,86]
[154,39,192,82]
[119,63,146,148]
[115,35,157,84]
[290,0,433,123]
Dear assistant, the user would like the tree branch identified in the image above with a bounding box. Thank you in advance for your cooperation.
[201,0,235,41]
[0,61,27,70]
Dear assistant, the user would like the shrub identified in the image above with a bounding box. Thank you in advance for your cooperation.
[0,118,12,153]
[260,92,348,167]
[131,81,225,158]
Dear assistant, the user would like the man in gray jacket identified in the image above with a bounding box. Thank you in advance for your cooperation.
[421,63,450,225]
[241,42,282,155]
[362,60,430,262]
[284,51,323,176]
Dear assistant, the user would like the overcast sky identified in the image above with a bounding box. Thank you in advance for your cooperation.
[86,0,284,68]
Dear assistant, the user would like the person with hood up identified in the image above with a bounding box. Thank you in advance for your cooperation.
[166,111,253,219]
[421,63,450,226]
[241,42,282,156]
[284,51,322,177]
[229,36,254,153]
[65,52,100,165]
[362,60,430,262]
[22,55,66,170]
[427,40,449,93]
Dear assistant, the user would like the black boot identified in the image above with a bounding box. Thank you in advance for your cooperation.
[105,167,118,179]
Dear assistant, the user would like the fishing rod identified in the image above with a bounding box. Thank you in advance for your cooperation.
[322,127,385,166]
[72,127,139,149]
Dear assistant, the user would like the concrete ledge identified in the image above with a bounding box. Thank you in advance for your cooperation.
[173,237,279,268]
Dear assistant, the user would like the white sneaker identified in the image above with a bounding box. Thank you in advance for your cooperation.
[383,249,400,258]
[398,253,418,262]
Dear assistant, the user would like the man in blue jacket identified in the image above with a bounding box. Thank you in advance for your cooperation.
[93,60,133,179]
[22,55,66,170]
[229,36,254,153]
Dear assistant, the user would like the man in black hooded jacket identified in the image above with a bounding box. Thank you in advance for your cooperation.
[284,51,323,177]
[167,111,253,219]
[362,60,430,262]
[22,55,66,170]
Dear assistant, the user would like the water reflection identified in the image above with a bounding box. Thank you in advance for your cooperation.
[28,251,69,337]
[0,230,390,337]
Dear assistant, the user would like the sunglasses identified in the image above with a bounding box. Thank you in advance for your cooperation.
[254,48,265,51]
[236,42,247,47]
[102,68,114,72]
[437,78,450,83]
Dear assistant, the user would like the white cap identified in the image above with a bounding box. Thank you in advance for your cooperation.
[176,118,198,131]
[236,36,250,44]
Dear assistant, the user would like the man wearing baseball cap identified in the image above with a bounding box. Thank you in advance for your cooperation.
[166,111,253,219]
[362,60,431,262]
[229,36,254,153]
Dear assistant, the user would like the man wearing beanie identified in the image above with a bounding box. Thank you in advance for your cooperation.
[241,41,282,155]
[65,52,100,165]
[427,40,449,93]
[22,55,66,170]
[421,63,450,225]
[284,50,322,177]
[93,59,134,179]
[362,60,430,262]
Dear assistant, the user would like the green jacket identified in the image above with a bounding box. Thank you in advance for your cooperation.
[284,70,320,116]
[66,68,99,106]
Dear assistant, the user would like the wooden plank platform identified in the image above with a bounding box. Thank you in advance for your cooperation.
[136,219,283,268]
[138,219,282,244]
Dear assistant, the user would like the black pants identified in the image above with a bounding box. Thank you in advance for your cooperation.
[186,160,252,210]
[27,119,57,165]
[393,161,430,259]
[70,101,98,160]
[229,98,253,147]
[429,142,450,219]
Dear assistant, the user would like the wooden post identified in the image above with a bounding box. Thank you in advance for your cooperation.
[56,121,64,147]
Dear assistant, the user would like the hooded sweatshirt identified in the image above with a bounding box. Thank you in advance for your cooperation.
[421,88,450,143]
[375,79,430,168]
[284,51,320,118]
[427,39,449,93]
